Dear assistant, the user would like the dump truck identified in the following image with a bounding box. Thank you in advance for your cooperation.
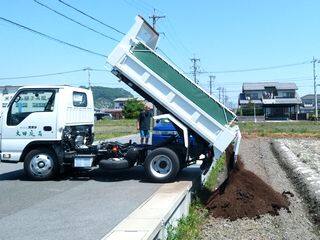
[0,16,241,183]
[107,15,241,182]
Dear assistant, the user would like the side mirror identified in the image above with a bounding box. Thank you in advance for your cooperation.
[156,119,160,123]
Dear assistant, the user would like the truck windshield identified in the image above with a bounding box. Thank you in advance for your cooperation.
[7,89,56,126]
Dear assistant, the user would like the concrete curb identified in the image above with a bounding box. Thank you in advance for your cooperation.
[271,139,320,218]
[101,180,198,240]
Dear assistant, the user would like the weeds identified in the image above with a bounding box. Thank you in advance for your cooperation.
[167,155,226,240]
[167,200,207,240]
[204,155,226,190]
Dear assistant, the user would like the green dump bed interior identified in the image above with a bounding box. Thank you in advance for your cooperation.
[132,43,236,126]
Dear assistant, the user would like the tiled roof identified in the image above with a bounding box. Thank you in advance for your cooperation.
[243,82,297,91]
[301,94,320,100]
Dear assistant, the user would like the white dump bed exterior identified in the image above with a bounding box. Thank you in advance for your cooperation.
[108,16,241,159]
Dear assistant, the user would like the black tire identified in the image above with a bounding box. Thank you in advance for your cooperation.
[23,148,59,180]
[144,147,180,183]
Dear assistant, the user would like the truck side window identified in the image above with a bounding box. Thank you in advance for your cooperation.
[7,90,56,126]
[73,92,87,107]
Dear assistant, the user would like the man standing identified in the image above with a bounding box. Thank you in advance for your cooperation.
[137,105,152,144]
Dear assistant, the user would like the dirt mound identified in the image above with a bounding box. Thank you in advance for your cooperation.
[205,159,290,221]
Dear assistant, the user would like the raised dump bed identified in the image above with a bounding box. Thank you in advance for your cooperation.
[108,16,240,161]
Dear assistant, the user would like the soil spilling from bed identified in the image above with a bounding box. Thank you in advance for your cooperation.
[205,158,291,221]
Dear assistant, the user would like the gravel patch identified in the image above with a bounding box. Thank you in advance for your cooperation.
[200,138,319,240]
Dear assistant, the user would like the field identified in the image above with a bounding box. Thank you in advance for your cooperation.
[94,119,320,140]
[94,119,137,140]
[239,121,320,138]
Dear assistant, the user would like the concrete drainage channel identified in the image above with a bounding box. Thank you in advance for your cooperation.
[271,139,320,220]
[102,170,200,240]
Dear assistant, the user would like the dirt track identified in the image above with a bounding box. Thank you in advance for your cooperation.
[201,138,319,240]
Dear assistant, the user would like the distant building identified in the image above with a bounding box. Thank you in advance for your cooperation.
[300,94,320,114]
[238,82,302,120]
[113,97,152,109]
[102,108,124,120]
[113,97,135,109]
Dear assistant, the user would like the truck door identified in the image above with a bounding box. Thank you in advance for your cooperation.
[1,89,57,162]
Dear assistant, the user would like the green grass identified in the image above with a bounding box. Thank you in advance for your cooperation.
[239,121,320,138]
[167,200,207,240]
[204,155,226,190]
[94,119,137,140]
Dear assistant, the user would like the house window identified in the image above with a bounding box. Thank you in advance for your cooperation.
[304,100,313,105]
[283,92,294,98]
[246,93,259,100]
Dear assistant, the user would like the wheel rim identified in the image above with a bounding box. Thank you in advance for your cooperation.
[30,153,53,177]
[150,155,172,178]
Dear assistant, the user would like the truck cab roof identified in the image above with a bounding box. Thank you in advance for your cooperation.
[17,85,90,92]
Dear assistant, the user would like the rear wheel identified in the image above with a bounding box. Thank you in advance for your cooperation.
[144,147,180,182]
[24,148,59,180]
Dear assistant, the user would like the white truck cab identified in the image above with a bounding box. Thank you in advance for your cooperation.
[0,85,94,179]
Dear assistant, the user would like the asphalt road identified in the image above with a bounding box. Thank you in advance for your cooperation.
[0,135,164,240]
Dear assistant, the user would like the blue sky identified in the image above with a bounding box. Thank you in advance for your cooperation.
[1,0,320,105]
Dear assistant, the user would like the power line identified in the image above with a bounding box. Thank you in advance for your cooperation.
[0,69,86,80]
[122,0,148,16]
[58,0,125,35]
[156,47,187,76]
[200,60,310,74]
[136,0,155,13]
[209,77,313,86]
[34,0,120,42]
[0,16,107,58]
[0,68,109,80]
[165,17,192,56]
[133,0,192,56]
[124,0,192,62]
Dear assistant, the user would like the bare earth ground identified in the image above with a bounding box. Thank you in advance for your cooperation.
[281,138,320,173]
[201,138,320,240]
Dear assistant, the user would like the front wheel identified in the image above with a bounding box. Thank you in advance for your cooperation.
[144,147,180,183]
[24,148,59,180]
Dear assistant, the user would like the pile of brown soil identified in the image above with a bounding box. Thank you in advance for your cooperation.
[205,159,290,221]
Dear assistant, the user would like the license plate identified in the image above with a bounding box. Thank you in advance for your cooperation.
[74,157,93,168]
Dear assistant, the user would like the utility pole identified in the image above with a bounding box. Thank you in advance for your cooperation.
[209,75,215,95]
[149,8,165,30]
[217,87,222,102]
[190,56,200,84]
[149,9,165,122]
[312,57,319,120]
[86,67,92,89]
[222,87,225,104]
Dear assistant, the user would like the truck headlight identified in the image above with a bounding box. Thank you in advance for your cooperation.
[75,135,84,147]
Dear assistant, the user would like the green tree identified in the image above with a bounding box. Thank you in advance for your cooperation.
[123,99,144,119]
